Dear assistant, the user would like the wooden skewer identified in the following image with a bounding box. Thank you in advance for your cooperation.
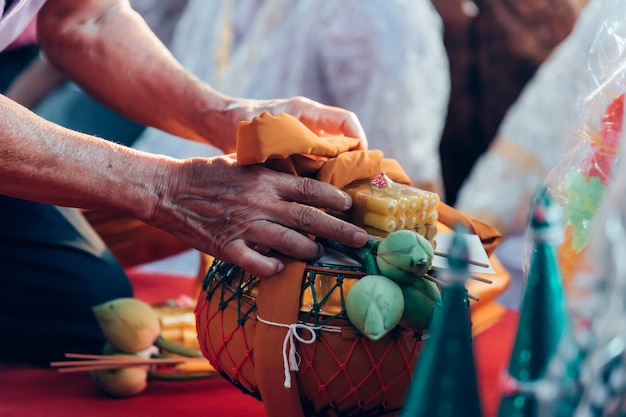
[469,274,493,284]
[57,361,214,374]
[52,358,189,368]
[424,274,447,287]
[51,354,209,373]
[424,274,480,302]
[62,352,209,362]
[64,353,158,361]
[464,292,480,302]
[434,251,490,269]
[57,364,145,373]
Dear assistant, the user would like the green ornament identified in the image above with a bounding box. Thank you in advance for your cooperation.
[498,187,569,417]
[399,225,483,417]
[345,274,404,341]
[376,230,434,284]
[562,170,606,251]
[399,278,441,330]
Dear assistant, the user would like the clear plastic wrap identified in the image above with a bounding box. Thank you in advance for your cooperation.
[537,0,626,286]
[568,147,626,415]
[342,173,439,239]
[535,91,626,417]
[522,0,626,413]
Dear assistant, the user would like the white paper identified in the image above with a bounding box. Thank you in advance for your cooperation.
[432,233,496,274]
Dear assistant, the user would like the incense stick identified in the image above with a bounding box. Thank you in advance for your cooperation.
[424,274,480,301]
[434,251,490,269]
[51,353,208,373]
[469,274,493,284]
[57,364,145,373]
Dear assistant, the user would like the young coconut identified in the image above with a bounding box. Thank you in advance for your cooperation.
[376,230,434,284]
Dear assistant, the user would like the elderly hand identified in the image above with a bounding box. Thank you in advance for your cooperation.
[145,154,369,278]
[228,96,368,151]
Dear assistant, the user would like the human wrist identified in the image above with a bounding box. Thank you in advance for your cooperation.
[186,87,248,153]
[121,153,181,224]
[72,146,183,228]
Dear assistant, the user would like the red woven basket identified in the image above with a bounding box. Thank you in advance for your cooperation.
[195,252,425,417]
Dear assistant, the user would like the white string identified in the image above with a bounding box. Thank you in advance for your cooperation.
[256,315,341,389]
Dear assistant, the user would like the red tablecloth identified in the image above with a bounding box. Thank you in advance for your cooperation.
[0,270,518,417]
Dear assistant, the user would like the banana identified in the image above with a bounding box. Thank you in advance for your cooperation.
[92,298,161,353]
[399,278,441,330]
[345,274,404,341]
[376,230,434,284]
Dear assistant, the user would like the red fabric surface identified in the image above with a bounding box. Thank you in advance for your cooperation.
[0,270,517,417]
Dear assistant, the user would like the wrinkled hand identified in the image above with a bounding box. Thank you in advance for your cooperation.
[147,155,369,278]
[228,96,368,151]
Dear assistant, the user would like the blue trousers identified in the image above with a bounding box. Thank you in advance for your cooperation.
[0,196,132,365]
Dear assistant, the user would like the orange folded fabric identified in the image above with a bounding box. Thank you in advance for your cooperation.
[237,112,501,253]
[237,112,362,165]
[234,112,505,417]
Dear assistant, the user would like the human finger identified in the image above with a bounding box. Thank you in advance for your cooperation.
[269,177,369,247]
[281,97,368,149]
[243,220,325,261]
[221,239,286,278]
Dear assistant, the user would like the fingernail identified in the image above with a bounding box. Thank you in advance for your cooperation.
[314,243,325,260]
[353,230,368,246]
[276,261,285,273]
[343,193,353,210]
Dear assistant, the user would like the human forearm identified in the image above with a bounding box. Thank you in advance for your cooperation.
[36,0,367,155]
[37,0,240,153]
[1,93,369,278]
[0,94,168,219]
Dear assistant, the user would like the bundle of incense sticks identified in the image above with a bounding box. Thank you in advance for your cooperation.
[51,353,215,373]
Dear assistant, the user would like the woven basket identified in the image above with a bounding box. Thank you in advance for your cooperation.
[195,250,425,417]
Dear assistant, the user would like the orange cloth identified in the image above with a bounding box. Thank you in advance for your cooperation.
[237,112,501,254]
[237,112,362,165]
[237,112,412,186]
[235,112,508,417]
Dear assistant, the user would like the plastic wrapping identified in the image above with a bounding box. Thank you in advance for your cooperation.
[568,149,626,415]
[523,0,626,413]
[535,0,626,286]
[535,93,626,417]
[131,0,450,188]
[343,173,439,239]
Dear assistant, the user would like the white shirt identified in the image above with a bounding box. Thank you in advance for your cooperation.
[0,0,45,51]
[133,0,450,186]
